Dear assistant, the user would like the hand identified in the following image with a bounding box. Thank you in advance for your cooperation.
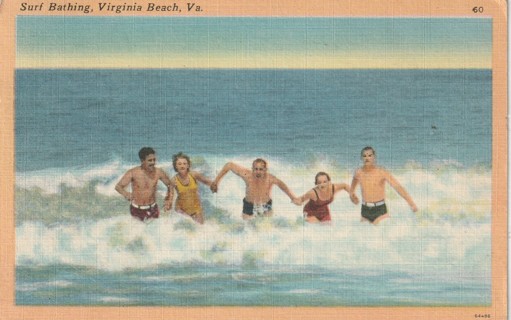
[210,182,218,193]
[350,193,359,205]
[410,203,418,213]
[164,199,172,211]
[292,197,302,205]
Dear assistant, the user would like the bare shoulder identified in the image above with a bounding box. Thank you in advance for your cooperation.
[190,170,202,177]
[237,166,252,178]
[124,167,145,182]
[156,167,169,177]
[129,166,141,172]
[376,165,390,174]
[129,166,142,176]
[190,170,204,179]
[117,167,136,185]
[227,162,249,175]
[376,166,393,179]
[268,173,280,183]
[307,188,318,200]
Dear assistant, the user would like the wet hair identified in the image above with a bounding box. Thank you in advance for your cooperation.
[172,152,191,172]
[361,146,376,157]
[138,147,155,161]
[252,158,268,168]
[315,172,331,185]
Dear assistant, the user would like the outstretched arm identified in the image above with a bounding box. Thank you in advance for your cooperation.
[192,171,213,187]
[293,189,315,205]
[385,171,418,212]
[115,170,133,201]
[349,171,360,204]
[334,183,350,194]
[273,176,297,202]
[211,162,248,192]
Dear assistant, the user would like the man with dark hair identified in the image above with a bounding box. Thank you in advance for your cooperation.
[115,147,173,222]
[138,147,156,162]
[211,158,296,220]
[350,146,418,225]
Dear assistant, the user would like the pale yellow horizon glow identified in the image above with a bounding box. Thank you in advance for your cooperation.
[17,51,491,69]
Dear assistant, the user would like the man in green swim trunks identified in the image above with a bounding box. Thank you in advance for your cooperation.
[210,158,297,220]
[349,146,418,225]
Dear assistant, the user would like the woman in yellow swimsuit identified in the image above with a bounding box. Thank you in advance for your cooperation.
[167,152,214,224]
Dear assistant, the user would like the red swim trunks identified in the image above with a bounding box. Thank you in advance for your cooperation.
[130,203,160,221]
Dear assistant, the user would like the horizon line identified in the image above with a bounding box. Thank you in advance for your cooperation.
[15,67,492,71]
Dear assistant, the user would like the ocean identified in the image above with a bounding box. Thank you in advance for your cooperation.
[15,68,492,306]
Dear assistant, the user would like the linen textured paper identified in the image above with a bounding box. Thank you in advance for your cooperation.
[0,0,507,319]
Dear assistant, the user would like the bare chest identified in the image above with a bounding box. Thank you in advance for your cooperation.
[133,172,159,190]
[359,171,385,187]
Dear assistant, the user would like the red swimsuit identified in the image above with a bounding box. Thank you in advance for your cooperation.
[303,185,334,222]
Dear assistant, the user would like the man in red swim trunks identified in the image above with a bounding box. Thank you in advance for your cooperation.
[115,147,173,222]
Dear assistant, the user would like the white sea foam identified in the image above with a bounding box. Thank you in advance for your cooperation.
[99,296,133,303]
[17,280,73,292]
[15,156,491,275]
[15,212,490,276]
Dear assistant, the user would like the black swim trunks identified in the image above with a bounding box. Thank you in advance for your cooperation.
[243,198,273,216]
[361,202,387,223]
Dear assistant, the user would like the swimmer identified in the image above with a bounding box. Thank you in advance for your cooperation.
[115,147,173,222]
[293,172,349,223]
[167,152,214,224]
[211,158,297,220]
[350,146,418,225]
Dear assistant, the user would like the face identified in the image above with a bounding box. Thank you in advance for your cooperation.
[175,158,190,174]
[361,149,376,165]
[141,153,157,171]
[252,163,267,178]
[315,175,330,190]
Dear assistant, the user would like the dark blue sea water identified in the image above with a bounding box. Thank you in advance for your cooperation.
[15,69,491,172]
[15,69,492,306]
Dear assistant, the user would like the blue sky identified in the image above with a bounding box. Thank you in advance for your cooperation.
[17,17,492,69]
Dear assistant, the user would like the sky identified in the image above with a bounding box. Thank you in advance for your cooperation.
[16,17,492,69]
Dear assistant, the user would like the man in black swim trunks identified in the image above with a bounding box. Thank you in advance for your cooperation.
[210,158,297,220]
[349,147,418,225]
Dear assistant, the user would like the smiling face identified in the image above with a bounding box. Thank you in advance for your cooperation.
[141,153,157,172]
[175,157,190,175]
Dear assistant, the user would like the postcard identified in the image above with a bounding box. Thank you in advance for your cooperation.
[0,0,507,319]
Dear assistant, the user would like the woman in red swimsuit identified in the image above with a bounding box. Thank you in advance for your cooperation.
[293,172,349,223]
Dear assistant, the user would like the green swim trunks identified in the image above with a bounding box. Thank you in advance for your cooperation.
[361,202,387,223]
